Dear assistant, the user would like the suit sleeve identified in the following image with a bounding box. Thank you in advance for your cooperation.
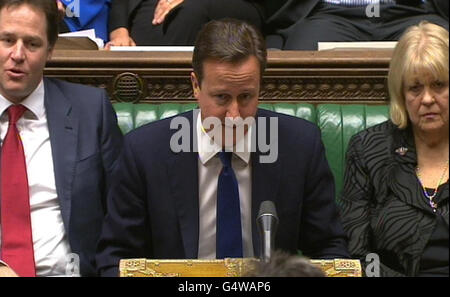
[99,90,124,196]
[297,126,350,259]
[109,0,130,32]
[432,0,449,20]
[96,134,153,277]
[340,134,405,277]
[340,135,372,259]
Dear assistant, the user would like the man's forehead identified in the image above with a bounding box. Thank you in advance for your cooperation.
[0,5,47,40]
[0,4,46,23]
[203,56,261,69]
[202,58,260,79]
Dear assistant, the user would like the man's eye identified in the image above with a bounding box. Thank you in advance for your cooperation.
[216,94,228,101]
[27,41,41,49]
[240,93,253,101]
[1,37,14,44]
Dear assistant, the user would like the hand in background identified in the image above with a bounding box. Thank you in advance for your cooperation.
[106,28,137,49]
[153,0,184,25]
[56,0,65,20]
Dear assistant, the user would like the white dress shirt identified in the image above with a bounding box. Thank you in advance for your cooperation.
[196,111,254,259]
[0,81,73,276]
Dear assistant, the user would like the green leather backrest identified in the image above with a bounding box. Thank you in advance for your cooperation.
[316,104,389,200]
[112,102,389,200]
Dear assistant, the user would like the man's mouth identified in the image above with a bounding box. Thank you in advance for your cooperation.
[6,68,26,78]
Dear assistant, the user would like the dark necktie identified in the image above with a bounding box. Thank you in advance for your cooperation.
[0,105,36,277]
[216,151,243,259]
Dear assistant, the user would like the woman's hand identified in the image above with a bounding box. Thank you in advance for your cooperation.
[106,28,137,49]
[153,0,185,25]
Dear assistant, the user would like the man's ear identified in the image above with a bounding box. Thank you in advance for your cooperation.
[46,46,54,61]
[191,72,200,98]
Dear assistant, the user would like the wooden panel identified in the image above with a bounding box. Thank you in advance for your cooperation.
[44,49,392,104]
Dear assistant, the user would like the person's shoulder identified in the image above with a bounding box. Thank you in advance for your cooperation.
[257,109,322,157]
[45,78,113,118]
[348,120,394,154]
[45,77,104,96]
[257,108,317,130]
[122,110,194,157]
[126,110,193,140]
[352,120,394,141]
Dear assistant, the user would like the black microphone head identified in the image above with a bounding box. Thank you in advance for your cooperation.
[258,200,278,221]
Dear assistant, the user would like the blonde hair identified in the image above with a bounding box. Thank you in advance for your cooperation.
[388,22,449,129]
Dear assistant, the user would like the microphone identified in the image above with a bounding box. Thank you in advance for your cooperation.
[257,201,278,263]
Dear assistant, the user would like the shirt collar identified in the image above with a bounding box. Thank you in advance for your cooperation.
[0,80,45,120]
[196,111,252,165]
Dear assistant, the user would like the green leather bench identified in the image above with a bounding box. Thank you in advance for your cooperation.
[112,103,389,200]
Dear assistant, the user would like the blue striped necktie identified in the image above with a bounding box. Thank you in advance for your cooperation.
[216,151,243,259]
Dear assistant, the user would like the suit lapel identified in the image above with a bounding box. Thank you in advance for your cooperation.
[251,110,281,257]
[167,111,199,259]
[44,78,78,232]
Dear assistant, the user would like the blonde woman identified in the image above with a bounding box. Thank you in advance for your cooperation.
[340,22,449,277]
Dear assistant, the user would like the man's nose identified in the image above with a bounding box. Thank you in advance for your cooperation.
[11,41,25,62]
[226,99,241,118]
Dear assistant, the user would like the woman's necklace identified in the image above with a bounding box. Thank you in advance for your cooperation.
[416,160,449,212]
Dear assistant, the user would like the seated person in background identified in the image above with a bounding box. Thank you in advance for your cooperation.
[57,0,111,43]
[340,22,448,276]
[264,0,448,50]
[0,0,123,277]
[244,250,326,277]
[107,0,264,47]
[96,18,349,276]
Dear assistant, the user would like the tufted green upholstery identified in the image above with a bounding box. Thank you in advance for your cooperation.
[316,104,389,200]
[112,102,389,200]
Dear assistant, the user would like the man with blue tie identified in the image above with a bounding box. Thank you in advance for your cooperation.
[96,18,349,276]
[0,0,122,276]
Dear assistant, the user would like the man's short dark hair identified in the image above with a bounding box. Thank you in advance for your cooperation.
[0,0,59,48]
[244,250,326,277]
[192,18,267,86]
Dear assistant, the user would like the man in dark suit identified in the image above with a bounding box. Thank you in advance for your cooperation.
[96,18,348,276]
[264,0,449,50]
[0,0,122,276]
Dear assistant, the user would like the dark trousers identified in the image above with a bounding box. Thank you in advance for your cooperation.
[280,2,449,50]
[130,0,264,45]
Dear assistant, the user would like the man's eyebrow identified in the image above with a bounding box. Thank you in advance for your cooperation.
[0,31,14,37]
[0,31,43,42]
[24,35,43,42]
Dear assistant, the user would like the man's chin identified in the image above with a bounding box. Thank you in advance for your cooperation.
[0,86,31,103]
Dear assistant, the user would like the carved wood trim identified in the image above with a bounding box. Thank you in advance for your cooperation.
[45,49,392,104]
